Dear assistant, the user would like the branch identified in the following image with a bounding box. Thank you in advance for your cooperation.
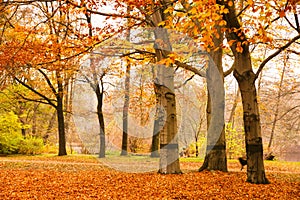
[287,49,300,55]
[16,92,55,106]
[277,105,300,121]
[174,60,206,77]
[223,64,234,77]
[236,5,249,18]
[38,69,57,95]
[65,0,145,22]
[0,0,54,5]
[295,14,300,32]
[255,34,300,80]
[14,77,57,108]
[174,74,195,89]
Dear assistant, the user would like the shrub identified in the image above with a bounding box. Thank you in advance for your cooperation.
[0,112,23,154]
[18,136,44,155]
[0,112,44,155]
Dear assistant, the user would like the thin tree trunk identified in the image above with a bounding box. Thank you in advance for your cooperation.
[121,60,130,156]
[227,88,240,128]
[56,71,67,156]
[85,9,106,158]
[268,55,286,151]
[31,102,39,136]
[96,83,106,158]
[121,7,131,156]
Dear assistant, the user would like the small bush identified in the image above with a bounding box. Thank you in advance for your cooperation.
[18,136,44,155]
[0,112,24,154]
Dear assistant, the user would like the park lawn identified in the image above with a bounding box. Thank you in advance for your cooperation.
[0,155,299,199]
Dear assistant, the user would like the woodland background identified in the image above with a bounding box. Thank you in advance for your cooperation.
[0,0,299,187]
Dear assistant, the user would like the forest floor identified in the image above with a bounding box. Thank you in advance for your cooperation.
[0,154,299,199]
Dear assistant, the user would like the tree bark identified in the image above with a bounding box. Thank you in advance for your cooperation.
[152,8,181,173]
[96,83,106,158]
[56,71,67,156]
[151,107,160,157]
[155,83,181,174]
[121,61,130,156]
[268,55,286,151]
[217,0,269,184]
[199,25,227,172]
[234,67,269,184]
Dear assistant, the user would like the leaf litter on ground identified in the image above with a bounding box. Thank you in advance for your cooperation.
[0,155,299,199]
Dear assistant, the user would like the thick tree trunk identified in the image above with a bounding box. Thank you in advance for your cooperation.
[121,62,130,156]
[199,93,227,172]
[96,83,105,158]
[56,72,67,156]
[151,107,160,157]
[234,68,269,184]
[217,0,269,184]
[151,2,181,174]
[199,71,227,171]
[199,25,227,172]
[155,83,181,174]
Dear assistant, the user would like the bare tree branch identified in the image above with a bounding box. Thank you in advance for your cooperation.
[174,60,206,77]
[255,34,300,80]
[14,77,57,108]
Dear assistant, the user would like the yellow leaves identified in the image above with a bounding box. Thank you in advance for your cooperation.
[163,6,174,15]
[248,0,254,6]
[227,40,235,46]
[219,20,227,26]
[227,40,247,53]
[157,21,165,27]
[189,7,198,15]
[157,52,178,66]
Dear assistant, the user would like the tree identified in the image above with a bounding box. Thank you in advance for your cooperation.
[216,0,300,183]
[199,25,227,172]
[84,9,106,158]
[0,1,86,156]
[152,6,181,173]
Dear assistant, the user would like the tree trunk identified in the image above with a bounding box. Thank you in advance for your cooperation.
[152,26,181,174]
[96,83,106,158]
[121,61,130,156]
[155,83,181,174]
[217,0,269,184]
[199,25,227,172]
[234,67,269,184]
[227,88,240,128]
[268,56,286,151]
[151,107,160,157]
[199,93,227,172]
[56,71,67,156]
